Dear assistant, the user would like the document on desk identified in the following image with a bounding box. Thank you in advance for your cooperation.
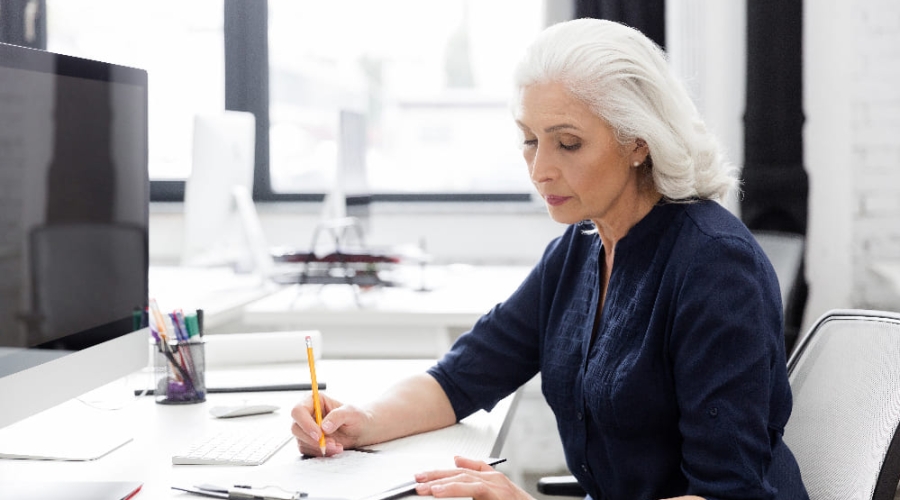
[202,450,462,499]
[363,396,514,458]
[363,418,496,457]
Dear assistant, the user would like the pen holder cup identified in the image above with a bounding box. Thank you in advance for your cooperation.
[153,339,206,405]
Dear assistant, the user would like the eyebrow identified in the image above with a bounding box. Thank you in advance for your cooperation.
[544,124,580,133]
[514,121,581,134]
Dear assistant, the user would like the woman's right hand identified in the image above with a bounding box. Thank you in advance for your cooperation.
[290,393,373,457]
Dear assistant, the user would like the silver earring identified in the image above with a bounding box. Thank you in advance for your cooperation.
[632,161,641,167]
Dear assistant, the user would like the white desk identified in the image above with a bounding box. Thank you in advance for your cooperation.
[871,260,900,307]
[150,266,283,331]
[0,359,517,499]
[240,265,531,358]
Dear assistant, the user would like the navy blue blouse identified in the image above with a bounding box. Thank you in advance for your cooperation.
[428,200,808,500]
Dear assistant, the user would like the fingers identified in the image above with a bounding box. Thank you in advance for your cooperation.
[293,427,343,457]
[290,394,372,458]
[290,401,323,443]
[290,393,344,455]
[416,477,490,499]
[414,456,495,483]
[454,455,494,472]
[414,470,516,500]
[414,459,528,500]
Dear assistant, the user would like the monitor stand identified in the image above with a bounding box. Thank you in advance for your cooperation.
[0,382,135,461]
[0,429,132,461]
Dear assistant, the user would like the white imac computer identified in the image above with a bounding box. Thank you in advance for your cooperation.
[0,41,149,453]
[181,110,265,273]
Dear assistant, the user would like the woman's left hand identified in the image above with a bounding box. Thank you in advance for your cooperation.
[414,456,534,499]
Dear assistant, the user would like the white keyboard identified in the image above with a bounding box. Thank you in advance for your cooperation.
[172,427,293,465]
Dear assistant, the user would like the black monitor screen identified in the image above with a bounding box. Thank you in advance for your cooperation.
[0,42,148,376]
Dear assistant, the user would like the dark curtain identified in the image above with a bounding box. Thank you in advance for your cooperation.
[741,0,807,353]
[224,0,270,199]
[575,0,666,50]
[742,0,806,234]
[0,0,46,48]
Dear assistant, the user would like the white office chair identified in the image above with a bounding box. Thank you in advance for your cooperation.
[539,309,900,499]
[784,309,900,500]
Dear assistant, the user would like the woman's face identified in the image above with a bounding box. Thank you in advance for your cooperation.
[516,82,647,227]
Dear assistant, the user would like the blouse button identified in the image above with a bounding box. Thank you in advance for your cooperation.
[581,464,588,473]
[576,412,584,421]
[709,407,718,417]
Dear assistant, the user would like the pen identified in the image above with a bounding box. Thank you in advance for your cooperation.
[305,335,326,456]
[150,298,196,388]
[170,309,198,378]
[148,300,181,380]
[175,309,191,340]
[169,311,185,341]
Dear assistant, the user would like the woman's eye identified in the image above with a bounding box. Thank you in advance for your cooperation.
[560,142,581,151]
[523,139,538,148]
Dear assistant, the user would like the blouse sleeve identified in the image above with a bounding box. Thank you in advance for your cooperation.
[426,236,564,421]
[670,235,790,500]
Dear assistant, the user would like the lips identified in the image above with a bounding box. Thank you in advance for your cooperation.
[544,195,571,206]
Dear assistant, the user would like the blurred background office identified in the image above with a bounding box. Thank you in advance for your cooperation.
[2,0,896,333]
[2,0,899,494]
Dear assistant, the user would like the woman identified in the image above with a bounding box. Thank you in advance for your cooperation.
[292,18,809,500]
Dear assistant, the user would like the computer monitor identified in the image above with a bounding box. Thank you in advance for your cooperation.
[0,42,149,434]
[181,110,258,271]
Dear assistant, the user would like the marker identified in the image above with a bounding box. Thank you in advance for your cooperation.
[305,336,326,456]
[185,313,199,338]
[196,309,204,337]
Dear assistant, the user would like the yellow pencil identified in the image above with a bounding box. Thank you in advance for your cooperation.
[305,336,326,456]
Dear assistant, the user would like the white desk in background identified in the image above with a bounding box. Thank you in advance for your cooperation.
[871,260,900,307]
[150,265,283,331]
[0,359,518,500]
[239,265,532,358]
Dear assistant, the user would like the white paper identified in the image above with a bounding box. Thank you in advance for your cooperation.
[207,450,460,499]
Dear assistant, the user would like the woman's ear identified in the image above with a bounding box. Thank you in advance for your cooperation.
[631,138,649,167]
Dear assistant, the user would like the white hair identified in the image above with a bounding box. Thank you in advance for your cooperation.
[512,18,738,201]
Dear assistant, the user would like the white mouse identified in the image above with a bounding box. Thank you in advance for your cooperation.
[209,404,279,419]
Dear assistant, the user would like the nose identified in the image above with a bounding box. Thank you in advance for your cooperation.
[529,146,555,184]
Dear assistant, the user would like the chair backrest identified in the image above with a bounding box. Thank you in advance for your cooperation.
[752,230,806,353]
[784,309,900,500]
[751,230,805,315]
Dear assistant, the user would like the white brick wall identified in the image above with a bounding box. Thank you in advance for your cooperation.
[851,1,900,310]
[806,0,900,327]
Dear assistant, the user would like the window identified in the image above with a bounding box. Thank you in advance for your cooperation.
[267,0,543,195]
[46,0,224,181]
[44,1,545,200]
